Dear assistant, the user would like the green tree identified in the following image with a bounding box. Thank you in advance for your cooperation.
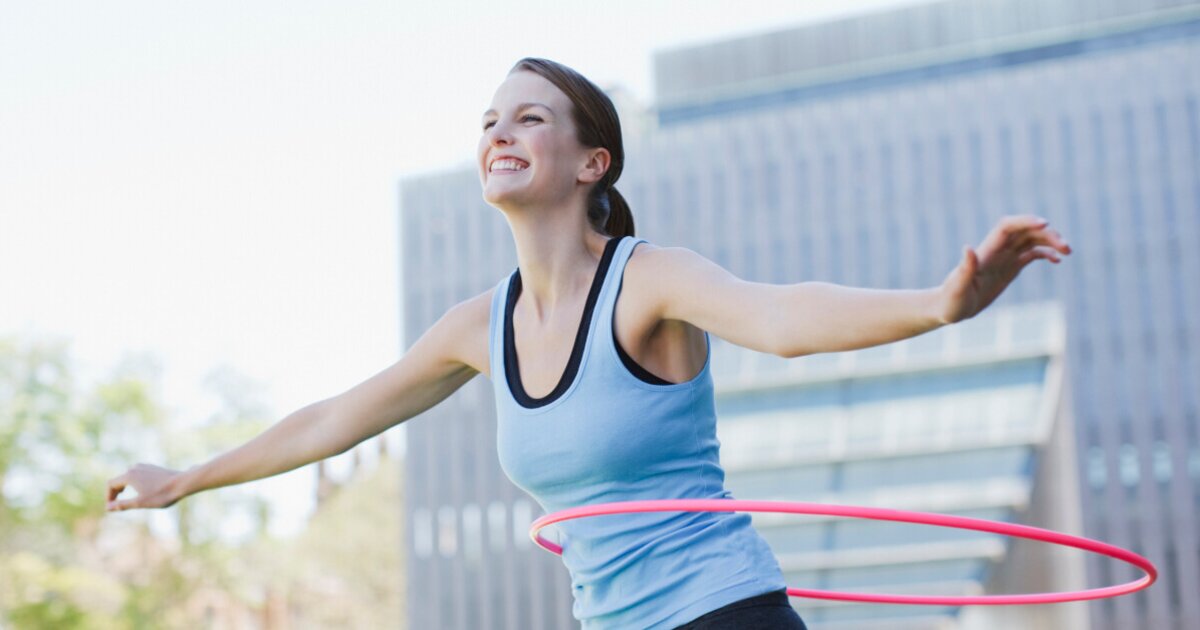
[0,335,166,627]
[0,335,277,628]
[2,333,406,628]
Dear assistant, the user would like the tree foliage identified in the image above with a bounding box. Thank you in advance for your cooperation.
[0,334,405,629]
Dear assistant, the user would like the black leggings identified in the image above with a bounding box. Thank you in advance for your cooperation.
[671,589,807,630]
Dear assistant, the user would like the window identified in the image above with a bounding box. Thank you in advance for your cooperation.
[841,447,1030,490]
[487,501,507,552]
[825,558,982,589]
[512,499,533,549]
[462,503,482,564]
[437,505,457,557]
[1118,443,1140,487]
[1087,446,1107,489]
[1152,99,1177,231]
[1152,442,1171,484]
[1188,445,1200,482]
[758,522,826,555]
[726,464,833,500]
[765,159,780,217]
[832,507,1007,551]
[413,507,433,558]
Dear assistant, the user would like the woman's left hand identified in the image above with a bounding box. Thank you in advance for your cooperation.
[936,214,1072,325]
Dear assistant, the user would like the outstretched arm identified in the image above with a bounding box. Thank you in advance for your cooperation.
[107,293,486,512]
[771,282,944,357]
[646,214,1070,358]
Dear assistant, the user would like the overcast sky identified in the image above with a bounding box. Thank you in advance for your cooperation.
[0,0,924,541]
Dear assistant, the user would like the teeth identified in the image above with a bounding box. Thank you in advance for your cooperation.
[491,158,528,172]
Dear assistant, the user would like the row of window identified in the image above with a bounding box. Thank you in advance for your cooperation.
[410,499,539,560]
[717,384,1045,469]
[725,446,1033,498]
[785,556,986,591]
[758,506,1010,555]
[1086,443,1200,489]
[657,0,1198,116]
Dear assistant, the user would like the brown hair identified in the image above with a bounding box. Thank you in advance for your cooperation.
[508,57,635,238]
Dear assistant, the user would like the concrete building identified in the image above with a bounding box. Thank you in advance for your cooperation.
[399,0,1200,627]
[714,301,1085,629]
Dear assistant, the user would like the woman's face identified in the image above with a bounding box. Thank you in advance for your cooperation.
[478,70,599,209]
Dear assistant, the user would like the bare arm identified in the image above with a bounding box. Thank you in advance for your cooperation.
[108,398,344,511]
[108,293,486,511]
[641,246,940,357]
[170,398,337,499]
[772,282,944,357]
[645,214,1069,359]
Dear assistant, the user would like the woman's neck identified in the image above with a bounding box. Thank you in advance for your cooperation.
[509,219,610,324]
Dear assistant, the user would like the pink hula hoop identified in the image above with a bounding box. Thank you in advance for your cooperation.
[529,499,1157,606]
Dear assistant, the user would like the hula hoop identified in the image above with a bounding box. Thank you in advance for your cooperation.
[529,499,1157,606]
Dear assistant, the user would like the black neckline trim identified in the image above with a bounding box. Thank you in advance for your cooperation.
[612,270,674,386]
[504,236,622,408]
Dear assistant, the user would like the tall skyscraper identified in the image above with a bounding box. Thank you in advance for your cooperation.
[399,1,1199,627]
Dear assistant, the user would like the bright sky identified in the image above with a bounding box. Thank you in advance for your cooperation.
[0,0,923,541]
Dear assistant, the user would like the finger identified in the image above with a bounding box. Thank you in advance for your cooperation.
[1021,214,1050,229]
[107,474,127,502]
[998,215,1050,247]
[1013,228,1071,255]
[107,489,141,511]
[1012,229,1060,254]
[1035,231,1071,254]
[979,215,1042,255]
[1018,245,1062,266]
[951,245,978,288]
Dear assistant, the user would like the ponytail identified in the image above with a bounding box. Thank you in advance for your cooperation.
[604,187,634,238]
[588,184,635,238]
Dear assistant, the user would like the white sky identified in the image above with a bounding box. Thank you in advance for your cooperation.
[0,0,923,541]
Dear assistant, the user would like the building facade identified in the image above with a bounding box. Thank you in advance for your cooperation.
[399,0,1199,628]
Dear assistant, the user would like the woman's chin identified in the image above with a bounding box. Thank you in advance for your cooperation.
[483,183,528,206]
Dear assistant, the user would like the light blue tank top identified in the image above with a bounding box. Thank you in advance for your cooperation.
[489,235,788,629]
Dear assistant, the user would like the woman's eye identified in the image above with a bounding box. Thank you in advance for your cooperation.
[482,115,541,131]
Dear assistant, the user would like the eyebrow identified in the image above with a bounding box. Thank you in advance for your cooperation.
[481,102,553,118]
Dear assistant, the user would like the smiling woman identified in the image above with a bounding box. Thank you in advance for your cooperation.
[467,57,811,630]
[105,52,1071,630]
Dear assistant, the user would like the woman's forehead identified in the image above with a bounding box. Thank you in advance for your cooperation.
[488,71,566,112]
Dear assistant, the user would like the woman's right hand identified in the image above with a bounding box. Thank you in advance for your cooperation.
[106,463,187,512]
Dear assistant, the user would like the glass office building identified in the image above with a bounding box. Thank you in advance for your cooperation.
[398,0,1200,628]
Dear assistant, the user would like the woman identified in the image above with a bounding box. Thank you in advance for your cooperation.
[106,57,1071,629]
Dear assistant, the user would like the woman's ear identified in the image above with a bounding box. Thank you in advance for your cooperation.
[579,147,610,185]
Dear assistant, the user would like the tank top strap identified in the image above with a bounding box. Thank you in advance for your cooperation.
[488,270,514,386]
[594,235,648,343]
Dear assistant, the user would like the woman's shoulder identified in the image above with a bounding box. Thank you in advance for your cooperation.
[618,237,677,324]
[624,236,663,262]
[443,285,497,378]
[624,237,680,282]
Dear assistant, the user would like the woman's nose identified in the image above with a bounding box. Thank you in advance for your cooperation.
[486,120,515,145]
